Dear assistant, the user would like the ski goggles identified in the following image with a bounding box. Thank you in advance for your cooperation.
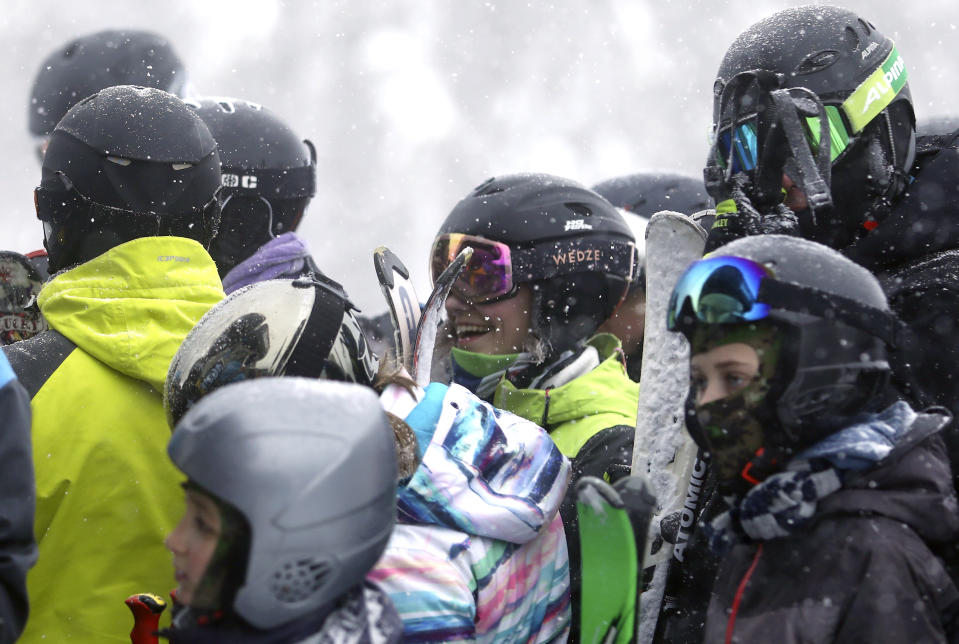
[431,232,638,305]
[714,105,852,174]
[667,255,901,347]
[713,45,908,174]
[430,233,516,304]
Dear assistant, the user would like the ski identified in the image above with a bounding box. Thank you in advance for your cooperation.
[412,246,472,386]
[373,247,422,370]
[577,475,656,644]
[631,211,707,643]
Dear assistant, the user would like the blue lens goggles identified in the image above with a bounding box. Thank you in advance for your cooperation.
[713,105,853,175]
[668,255,771,330]
[667,255,901,348]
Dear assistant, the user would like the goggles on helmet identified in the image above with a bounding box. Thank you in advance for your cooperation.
[667,255,900,348]
[431,232,637,305]
[34,171,220,224]
[713,44,907,175]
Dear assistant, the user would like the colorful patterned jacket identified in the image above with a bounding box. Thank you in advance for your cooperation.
[371,382,572,643]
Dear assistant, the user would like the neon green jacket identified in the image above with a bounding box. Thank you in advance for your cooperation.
[12,238,223,643]
[492,334,639,460]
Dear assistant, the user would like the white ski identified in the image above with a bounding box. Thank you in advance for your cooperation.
[632,211,707,644]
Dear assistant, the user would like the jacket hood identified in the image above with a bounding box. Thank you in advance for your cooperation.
[221,232,315,294]
[820,409,959,544]
[38,236,224,392]
[844,131,959,271]
[394,382,570,545]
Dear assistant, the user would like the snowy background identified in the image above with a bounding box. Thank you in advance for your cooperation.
[4,0,958,312]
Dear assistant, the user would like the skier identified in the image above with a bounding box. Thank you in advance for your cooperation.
[429,173,639,639]
[667,234,959,642]
[164,277,574,642]
[592,173,712,380]
[0,351,36,642]
[0,251,48,345]
[29,29,192,162]
[161,377,403,643]
[185,97,321,288]
[3,85,224,642]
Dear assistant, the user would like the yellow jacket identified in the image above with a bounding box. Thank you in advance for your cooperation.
[13,237,223,642]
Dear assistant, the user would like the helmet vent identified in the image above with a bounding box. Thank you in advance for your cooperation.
[796,50,840,75]
[106,156,132,167]
[270,558,331,603]
[217,100,236,114]
[565,202,592,217]
[843,26,861,51]
[858,18,872,35]
[471,177,505,197]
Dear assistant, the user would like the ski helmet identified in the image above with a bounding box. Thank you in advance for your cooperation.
[0,251,48,345]
[707,5,916,249]
[669,234,898,488]
[29,30,190,145]
[432,173,637,356]
[185,97,317,276]
[35,85,221,273]
[168,377,396,629]
[165,274,377,427]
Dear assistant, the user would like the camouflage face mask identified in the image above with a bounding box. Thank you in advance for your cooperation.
[686,322,786,494]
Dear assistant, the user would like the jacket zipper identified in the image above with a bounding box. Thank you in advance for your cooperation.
[725,542,763,644]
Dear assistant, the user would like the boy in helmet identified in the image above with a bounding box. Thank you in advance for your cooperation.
[2,85,224,642]
[161,377,403,643]
[669,234,959,642]
[185,97,322,290]
[163,276,574,643]
[429,173,640,637]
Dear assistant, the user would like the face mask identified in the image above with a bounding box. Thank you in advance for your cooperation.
[686,322,786,495]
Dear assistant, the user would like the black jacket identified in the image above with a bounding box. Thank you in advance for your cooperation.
[0,353,36,643]
[704,412,959,643]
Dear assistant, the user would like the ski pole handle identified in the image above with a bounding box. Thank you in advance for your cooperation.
[125,593,167,644]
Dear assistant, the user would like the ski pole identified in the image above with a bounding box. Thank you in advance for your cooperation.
[125,593,167,644]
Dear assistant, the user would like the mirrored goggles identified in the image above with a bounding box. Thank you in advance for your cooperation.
[430,233,515,304]
[713,105,852,174]
[667,255,901,348]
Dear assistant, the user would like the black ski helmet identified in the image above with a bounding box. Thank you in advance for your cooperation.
[707,5,916,249]
[29,30,190,139]
[35,85,222,273]
[165,274,377,427]
[592,173,712,219]
[434,173,637,356]
[592,172,713,292]
[169,377,396,629]
[673,235,896,462]
[185,97,317,276]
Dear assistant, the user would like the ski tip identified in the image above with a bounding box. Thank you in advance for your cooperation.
[646,210,708,242]
[373,246,411,287]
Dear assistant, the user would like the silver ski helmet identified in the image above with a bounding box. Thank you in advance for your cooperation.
[707,5,916,248]
[186,97,317,276]
[432,173,637,356]
[165,274,376,427]
[168,377,397,629]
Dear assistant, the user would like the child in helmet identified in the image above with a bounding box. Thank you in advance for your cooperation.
[162,377,402,643]
[429,173,639,633]
[669,234,959,642]
[164,275,573,643]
